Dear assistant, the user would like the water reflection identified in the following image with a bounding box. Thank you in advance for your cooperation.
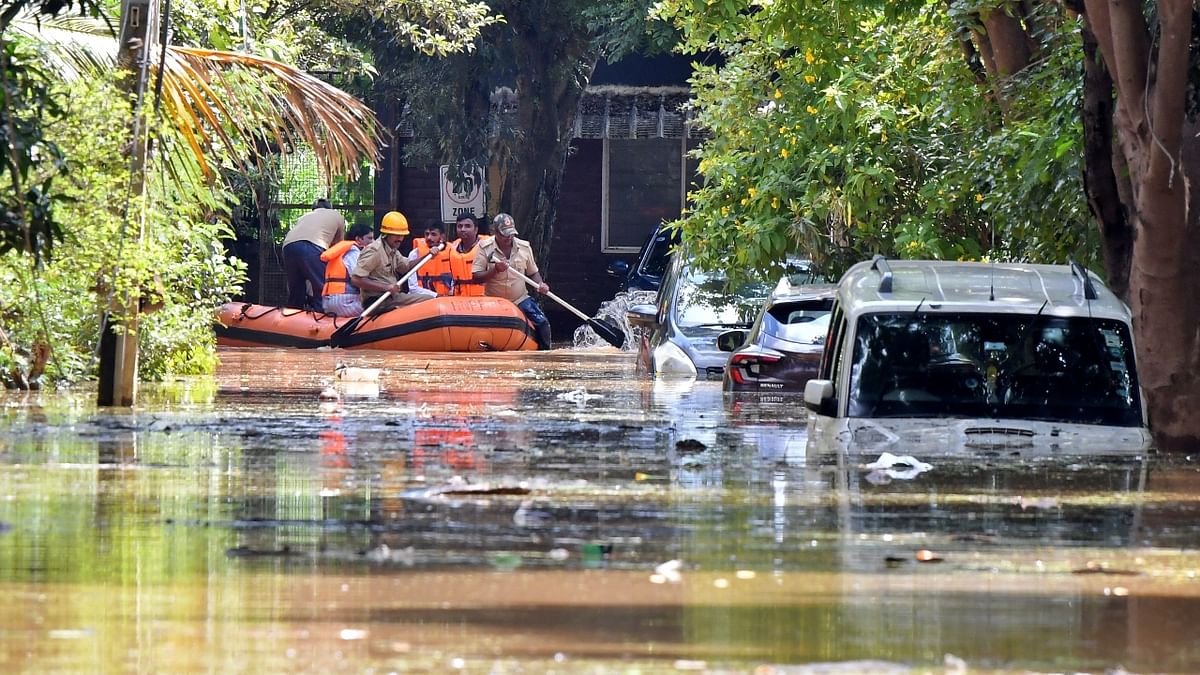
[0,348,1197,671]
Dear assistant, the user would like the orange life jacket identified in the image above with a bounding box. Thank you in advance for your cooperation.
[448,235,491,296]
[320,240,358,296]
[412,238,454,295]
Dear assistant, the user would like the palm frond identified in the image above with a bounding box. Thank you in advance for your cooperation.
[167,48,382,181]
[9,12,117,78]
[13,15,382,181]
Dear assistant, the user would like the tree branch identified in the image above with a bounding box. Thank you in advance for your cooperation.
[1100,0,1152,125]
[1147,0,1191,186]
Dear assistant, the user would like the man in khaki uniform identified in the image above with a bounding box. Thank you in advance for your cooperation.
[472,213,551,349]
[282,198,345,312]
[351,211,431,311]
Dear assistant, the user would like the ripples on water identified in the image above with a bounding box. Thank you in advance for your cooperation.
[0,348,1198,673]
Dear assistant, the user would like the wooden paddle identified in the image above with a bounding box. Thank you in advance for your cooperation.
[501,266,626,349]
[329,244,444,346]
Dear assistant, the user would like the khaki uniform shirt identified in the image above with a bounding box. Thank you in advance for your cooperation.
[282,208,346,248]
[351,237,412,305]
[473,237,540,304]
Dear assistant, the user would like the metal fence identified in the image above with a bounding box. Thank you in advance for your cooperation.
[253,147,376,305]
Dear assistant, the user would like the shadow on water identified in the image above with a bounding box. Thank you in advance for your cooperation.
[0,347,1199,671]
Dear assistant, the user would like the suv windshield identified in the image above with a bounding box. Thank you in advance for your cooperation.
[847,313,1142,427]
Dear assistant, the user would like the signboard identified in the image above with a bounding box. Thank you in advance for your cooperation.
[439,166,485,223]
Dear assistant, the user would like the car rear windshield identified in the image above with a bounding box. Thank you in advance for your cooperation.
[847,312,1143,427]
[764,299,834,344]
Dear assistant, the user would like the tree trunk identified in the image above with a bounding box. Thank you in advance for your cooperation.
[980,8,1033,77]
[1078,19,1132,300]
[1081,0,1199,451]
[497,17,597,274]
[1126,128,1200,452]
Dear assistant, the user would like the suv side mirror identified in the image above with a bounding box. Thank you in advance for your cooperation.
[607,260,630,279]
[716,329,748,352]
[626,303,658,329]
[803,379,836,416]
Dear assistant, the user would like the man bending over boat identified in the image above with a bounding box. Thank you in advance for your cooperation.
[472,213,552,349]
[351,211,432,311]
[321,223,374,317]
[282,198,345,312]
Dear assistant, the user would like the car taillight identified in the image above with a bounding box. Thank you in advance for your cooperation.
[729,353,782,384]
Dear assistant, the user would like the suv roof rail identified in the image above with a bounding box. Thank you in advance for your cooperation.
[1068,259,1098,300]
[870,254,893,293]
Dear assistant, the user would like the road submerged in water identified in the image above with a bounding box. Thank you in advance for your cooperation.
[1,346,1198,673]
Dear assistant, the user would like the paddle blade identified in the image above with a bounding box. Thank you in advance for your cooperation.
[329,317,361,347]
[587,318,625,349]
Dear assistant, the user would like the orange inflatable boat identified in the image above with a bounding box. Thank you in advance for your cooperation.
[216,296,538,351]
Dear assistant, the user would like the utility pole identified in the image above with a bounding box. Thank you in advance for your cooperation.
[97,0,157,406]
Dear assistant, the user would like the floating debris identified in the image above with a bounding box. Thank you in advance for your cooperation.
[1072,561,1140,576]
[915,549,944,563]
[557,388,603,404]
[651,559,683,584]
[334,362,383,382]
[675,438,707,453]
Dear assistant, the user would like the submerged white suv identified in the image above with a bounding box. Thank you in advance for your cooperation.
[803,257,1153,454]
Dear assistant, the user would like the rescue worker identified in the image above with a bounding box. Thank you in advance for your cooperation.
[408,221,451,297]
[472,213,552,349]
[320,223,374,317]
[351,211,431,311]
[447,214,488,297]
[282,198,344,312]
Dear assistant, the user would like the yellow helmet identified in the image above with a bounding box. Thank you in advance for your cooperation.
[380,211,410,236]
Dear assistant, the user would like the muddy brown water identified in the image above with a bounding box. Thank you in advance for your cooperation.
[1,347,1199,673]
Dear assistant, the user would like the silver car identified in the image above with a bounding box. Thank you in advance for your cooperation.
[628,253,823,379]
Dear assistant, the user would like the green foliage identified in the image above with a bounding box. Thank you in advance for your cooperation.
[0,37,70,266]
[170,0,502,87]
[0,0,106,267]
[655,0,1099,283]
[0,74,246,387]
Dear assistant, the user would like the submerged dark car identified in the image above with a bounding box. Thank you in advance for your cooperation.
[606,223,680,292]
[719,279,836,392]
[628,254,825,379]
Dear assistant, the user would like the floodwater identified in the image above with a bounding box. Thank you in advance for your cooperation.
[1,347,1199,673]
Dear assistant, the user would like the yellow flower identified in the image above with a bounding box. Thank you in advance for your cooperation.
[774,88,782,99]
[779,126,787,134]
[780,148,789,158]
[804,74,816,84]
[805,48,815,64]
[975,193,984,203]
[748,187,758,198]
[771,197,780,209]
[774,59,786,71]
[806,105,818,114]
[740,198,749,206]
[721,206,730,216]
[881,131,888,142]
